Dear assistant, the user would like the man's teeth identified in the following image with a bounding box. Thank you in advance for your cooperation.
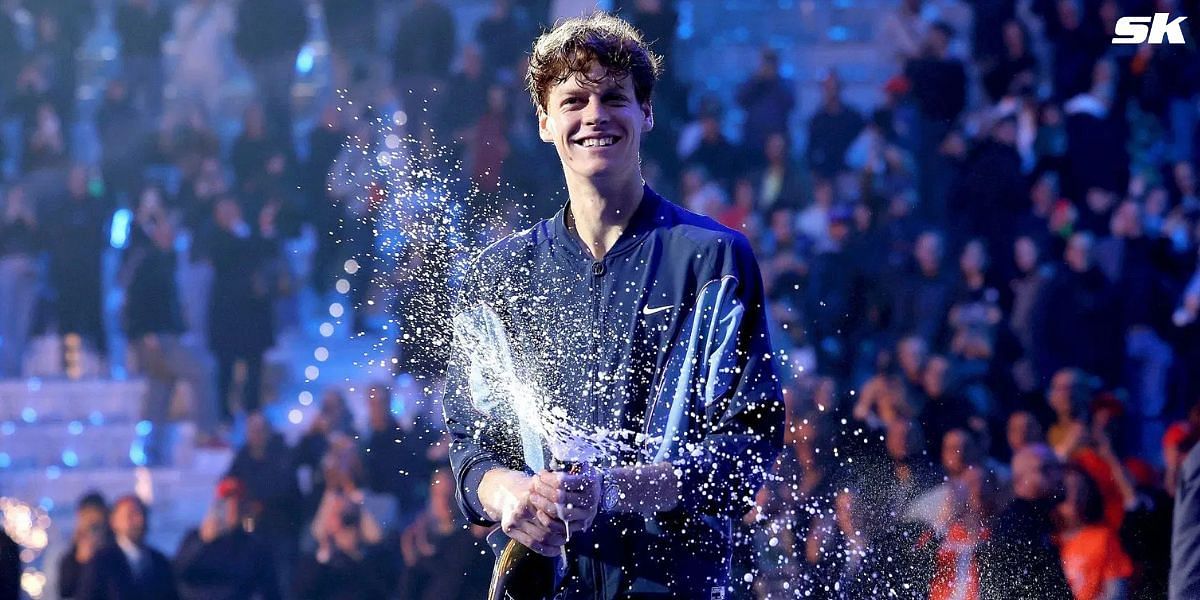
[580,137,616,147]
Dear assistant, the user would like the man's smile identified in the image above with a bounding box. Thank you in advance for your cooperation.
[573,135,622,148]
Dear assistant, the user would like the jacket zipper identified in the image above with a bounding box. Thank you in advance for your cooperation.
[589,260,605,428]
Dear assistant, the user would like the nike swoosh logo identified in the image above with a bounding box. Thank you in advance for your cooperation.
[642,304,672,316]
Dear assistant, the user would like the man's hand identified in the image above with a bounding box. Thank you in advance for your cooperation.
[529,468,601,537]
[480,469,567,557]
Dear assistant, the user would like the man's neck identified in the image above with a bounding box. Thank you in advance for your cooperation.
[116,535,141,553]
[564,172,645,261]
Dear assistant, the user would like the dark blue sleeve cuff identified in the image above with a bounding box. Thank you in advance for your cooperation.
[458,457,506,526]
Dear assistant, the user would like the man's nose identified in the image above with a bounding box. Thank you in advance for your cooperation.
[583,98,610,125]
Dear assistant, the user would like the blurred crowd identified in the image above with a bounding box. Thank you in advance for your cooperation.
[0,0,1199,598]
[50,381,491,599]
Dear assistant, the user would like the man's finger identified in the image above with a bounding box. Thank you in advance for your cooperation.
[532,477,567,503]
[533,480,594,507]
[537,470,597,494]
[506,528,561,557]
[530,487,590,513]
[532,504,568,534]
[511,520,566,548]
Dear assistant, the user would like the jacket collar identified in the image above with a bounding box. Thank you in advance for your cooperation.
[551,183,662,263]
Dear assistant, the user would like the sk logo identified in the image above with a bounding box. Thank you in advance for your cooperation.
[1112,13,1189,44]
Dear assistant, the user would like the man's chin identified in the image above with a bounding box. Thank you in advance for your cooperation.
[567,160,630,180]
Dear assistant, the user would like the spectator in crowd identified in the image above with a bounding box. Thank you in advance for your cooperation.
[805,70,864,179]
[1062,60,1128,201]
[230,103,287,193]
[304,103,349,293]
[440,44,491,145]
[295,388,357,515]
[1057,465,1133,600]
[321,0,376,90]
[755,132,804,212]
[0,184,39,377]
[0,3,24,103]
[205,196,280,421]
[924,466,1000,600]
[391,0,455,137]
[58,493,110,600]
[1007,235,1051,394]
[76,495,178,600]
[120,186,219,460]
[362,382,438,524]
[682,104,740,190]
[170,0,235,118]
[468,83,512,196]
[979,19,1038,103]
[1035,233,1123,385]
[879,0,927,69]
[115,0,169,117]
[397,469,493,599]
[736,47,795,168]
[30,9,80,122]
[1100,200,1177,460]
[96,79,148,202]
[175,477,282,600]
[47,165,108,358]
[310,433,383,548]
[1005,411,1045,457]
[1039,0,1107,102]
[949,115,1023,254]
[21,98,68,173]
[234,0,307,137]
[866,417,940,535]
[225,412,302,593]
[474,0,533,80]
[906,22,967,216]
[979,443,1073,599]
[293,495,398,600]
[894,231,955,345]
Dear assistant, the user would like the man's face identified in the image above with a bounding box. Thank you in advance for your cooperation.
[246,414,269,452]
[1065,234,1091,272]
[539,64,653,182]
[111,500,146,544]
[1049,370,1077,417]
[941,430,969,476]
[915,233,942,274]
[1007,412,1035,451]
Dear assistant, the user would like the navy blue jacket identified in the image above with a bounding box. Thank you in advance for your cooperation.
[1172,443,1200,600]
[443,186,784,598]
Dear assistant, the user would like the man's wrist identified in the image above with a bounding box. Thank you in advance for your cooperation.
[602,464,680,515]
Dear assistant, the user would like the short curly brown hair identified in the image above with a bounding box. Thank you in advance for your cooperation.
[526,12,663,114]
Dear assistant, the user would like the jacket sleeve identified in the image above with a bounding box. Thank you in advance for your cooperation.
[666,236,785,518]
[441,261,527,526]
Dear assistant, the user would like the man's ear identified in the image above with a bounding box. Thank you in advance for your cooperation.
[538,109,554,143]
[643,102,654,132]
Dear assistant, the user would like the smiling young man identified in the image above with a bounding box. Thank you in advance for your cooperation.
[442,12,784,598]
